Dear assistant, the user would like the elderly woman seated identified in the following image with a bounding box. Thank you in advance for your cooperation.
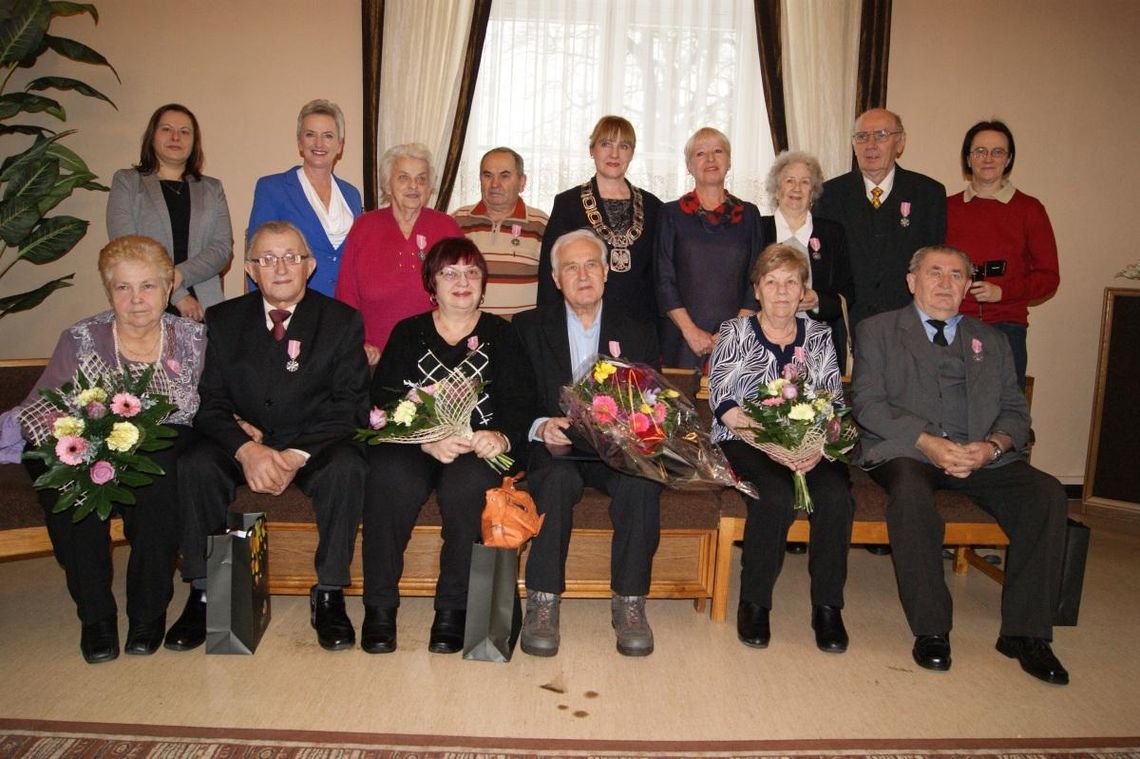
[708,243,855,654]
[0,236,206,663]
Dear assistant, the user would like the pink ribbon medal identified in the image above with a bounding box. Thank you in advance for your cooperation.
[510,223,522,247]
[971,338,984,362]
[608,340,622,358]
[899,201,912,228]
[286,340,301,372]
[415,234,428,261]
[809,237,821,260]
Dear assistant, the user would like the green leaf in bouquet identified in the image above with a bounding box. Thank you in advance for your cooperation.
[114,469,152,488]
[21,448,50,463]
[105,483,134,505]
[70,498,95,522]
[124,453,163,475]
[51,484,81,514]
[33,462,75,489]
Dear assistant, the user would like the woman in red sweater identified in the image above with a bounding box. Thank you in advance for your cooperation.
[946,120,1059,388]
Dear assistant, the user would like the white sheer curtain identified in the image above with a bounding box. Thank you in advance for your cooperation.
[450,0,775,213]
[781,0,861,185]
[379,0,474,205]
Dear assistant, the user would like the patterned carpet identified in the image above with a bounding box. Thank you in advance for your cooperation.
[1,720,1139,759]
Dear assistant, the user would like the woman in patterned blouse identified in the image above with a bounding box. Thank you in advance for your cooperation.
[708,243,855,655]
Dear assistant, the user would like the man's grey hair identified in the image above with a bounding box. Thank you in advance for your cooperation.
[908,245,974,274]
[247,220,311,260]
[379,143,435,205]
[296,99,345,141]
[764,150,826,208]
[482,146,525,176]
[550,228,608,272]
[853,107,905,134]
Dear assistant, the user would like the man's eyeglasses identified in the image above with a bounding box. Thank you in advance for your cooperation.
[438,266,484,282]
[852,129,902,144]
[969,147,1009,160]
[248,252,310,268]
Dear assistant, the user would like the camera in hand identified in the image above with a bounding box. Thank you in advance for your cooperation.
[973,259,1007,281]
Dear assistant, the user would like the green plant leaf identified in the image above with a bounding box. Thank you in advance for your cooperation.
[44,140,90,173]
[24,75,116,108]
[0,124,55,137]
[42,33,119,82]
[48,2,98,23]
[33,463,75,489]
[106,484,134,505]
[0,92,65,121]
[0,195,42,245]
[0,130,73,179]
[17,215,86,263]
[114,470,151,487]
[35,169,94,214]
[2,155,58,203]
[70,498,95,522]
[0,272,73,317]
[0,0,49,68]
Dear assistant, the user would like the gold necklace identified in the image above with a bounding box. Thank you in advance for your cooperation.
[113,321,163,363]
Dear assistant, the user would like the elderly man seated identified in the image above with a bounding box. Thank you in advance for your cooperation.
[851,245,1069,684]
[165,220,369,653]
[512,229,662,657]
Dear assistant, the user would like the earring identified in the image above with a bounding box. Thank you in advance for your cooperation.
[429,295,438,306]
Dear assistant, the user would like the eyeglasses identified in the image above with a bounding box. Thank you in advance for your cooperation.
[248,253,309,268]
[969,147,1009,160]
[438,266,483,282]
[852,129,902,144]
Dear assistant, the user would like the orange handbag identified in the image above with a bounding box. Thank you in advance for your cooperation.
[481,474,544,549]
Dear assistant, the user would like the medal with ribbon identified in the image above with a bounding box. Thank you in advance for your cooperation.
[415,234,428,261]
[510,223,522,247]
[286,339,301,372]
[899,201,912,228]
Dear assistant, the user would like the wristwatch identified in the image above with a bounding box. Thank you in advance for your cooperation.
[987,439,1003,462]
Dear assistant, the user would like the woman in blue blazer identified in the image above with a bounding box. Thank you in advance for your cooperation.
[106,103,233,321]
[247,100,363,297]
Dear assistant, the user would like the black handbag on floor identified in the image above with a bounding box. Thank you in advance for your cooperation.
[1054,518,1090,626]
[206,512,272,654]
[462,543,522,662]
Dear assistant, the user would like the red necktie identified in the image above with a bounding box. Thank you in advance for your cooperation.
[269,309,290,341]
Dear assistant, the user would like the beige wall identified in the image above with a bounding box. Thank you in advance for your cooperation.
[4,0,1136,483]
[889,0,1140,482]
[0,0,363,358]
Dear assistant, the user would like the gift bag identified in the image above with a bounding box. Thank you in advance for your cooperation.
[206,512,272,654]
[1054,518,1090,627]
[462,544,522,662]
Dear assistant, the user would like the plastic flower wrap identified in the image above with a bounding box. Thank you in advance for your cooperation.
[561,355,756,495]
[355,366,512,473]
[20,365,178,522]
[737,355,858,512]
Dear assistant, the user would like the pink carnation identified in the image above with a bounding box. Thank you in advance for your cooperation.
[85,401,107,419]
[89,460,116,485]
[781,383,799,400]
[369,407,387,430]
[651,402,667,424]
[761,397,785,406]
[110,393,142,417]
[591,395,619,424]
[55,436,88,466]
[629,412,651,434]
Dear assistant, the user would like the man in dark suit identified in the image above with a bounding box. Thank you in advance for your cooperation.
[164,220,369,652]
[814,108,946,329]
[513,229,662,657]
[852,245,1069,684]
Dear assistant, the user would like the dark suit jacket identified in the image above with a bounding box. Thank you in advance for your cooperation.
[195,289,369,459]
[513,303,659,451]
[814,166,946,327]
[851,304,1030,469]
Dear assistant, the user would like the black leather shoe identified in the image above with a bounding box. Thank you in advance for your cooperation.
[865,544,892,556]
[996,635,1069,685]
[428,608,466,654]
[80,617,119,664]
[912,634,952,671]
[361,605,398,654]
[736,600,770,648]
[310,586,355,651]
[164,587,207,651]
[785,542,807,554]
[124,615,165,656]
[811,605,849,653]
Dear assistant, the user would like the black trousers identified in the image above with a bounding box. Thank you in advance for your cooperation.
[179,438,365,586]
[870,457,1066,638]
[362,444,501,610]
[720,441,854,609]
[523,445,662,596]
[33,424,195,626]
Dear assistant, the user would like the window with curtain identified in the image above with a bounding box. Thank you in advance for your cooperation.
[449,0,776,214]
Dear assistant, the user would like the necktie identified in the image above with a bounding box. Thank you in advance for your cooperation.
[269,309,290,341]
[927,319,949,347]
[870,186,883,209]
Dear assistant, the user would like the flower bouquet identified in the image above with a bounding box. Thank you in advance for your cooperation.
[737,353,858,512]
[560,354,756,495]
[355,367,513,473]
[20,365,178,522]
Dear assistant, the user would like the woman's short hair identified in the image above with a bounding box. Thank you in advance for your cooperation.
[683,127,731,166]
[764,150,825,207]
[588,115,636,151]
[296,99,345,141]
[750,243,808,286]
[550,228,609,272]
[379,143,435,205]
[960,119,1016,177]
[246,220,312,261]
[421,237,488,297]
[98,236,175,291]
[135,104,204,180]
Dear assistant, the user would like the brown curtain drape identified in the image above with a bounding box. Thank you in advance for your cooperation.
[753,0,788,154]
[434,0,493,212]
[362,0,384,211]
[855,0,892,116]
